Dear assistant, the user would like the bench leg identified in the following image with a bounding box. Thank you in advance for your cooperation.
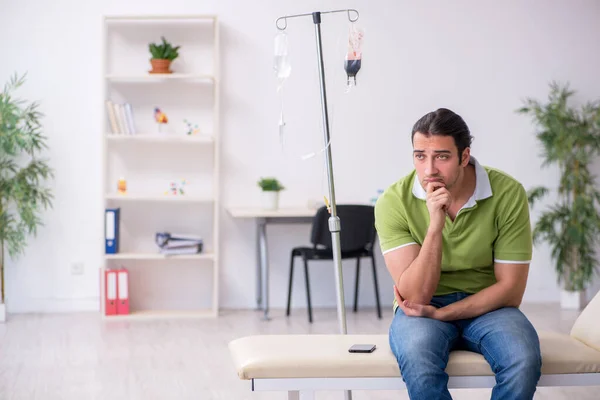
[288,390,315,400]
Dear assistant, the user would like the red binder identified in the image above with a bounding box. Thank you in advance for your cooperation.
[105,269,117,316]
[117,268,130,315]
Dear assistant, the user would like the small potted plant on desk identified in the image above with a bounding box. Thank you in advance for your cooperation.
[258,177,285,210]
[148,36,180,74]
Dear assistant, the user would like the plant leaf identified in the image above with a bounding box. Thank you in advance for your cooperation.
[0,73,54,261]
[519,81,600,290]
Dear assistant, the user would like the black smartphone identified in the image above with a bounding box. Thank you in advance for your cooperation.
[348,344,376,353]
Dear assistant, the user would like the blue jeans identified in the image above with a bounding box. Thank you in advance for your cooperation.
[389,292,542,400]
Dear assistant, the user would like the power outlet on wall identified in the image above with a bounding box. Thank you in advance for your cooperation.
[71,262,84,275]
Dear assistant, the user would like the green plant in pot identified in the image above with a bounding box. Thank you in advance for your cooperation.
[0,73,54,321]
[258,177,285,210]
[148,36,180,74]
[518,82,600,309]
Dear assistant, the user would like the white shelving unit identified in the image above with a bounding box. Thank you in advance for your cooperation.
[100,15,220,319]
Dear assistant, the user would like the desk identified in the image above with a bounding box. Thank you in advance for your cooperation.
[228,207,316,320]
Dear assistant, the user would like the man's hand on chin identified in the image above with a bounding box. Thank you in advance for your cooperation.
[394,285,440,319]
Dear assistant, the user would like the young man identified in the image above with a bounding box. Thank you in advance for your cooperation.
[374,108,542,400]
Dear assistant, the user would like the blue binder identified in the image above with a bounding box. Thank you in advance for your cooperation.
[105,208,120,254]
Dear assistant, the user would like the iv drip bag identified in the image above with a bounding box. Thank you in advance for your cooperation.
[344,23,364,90]
[274,31,291,90]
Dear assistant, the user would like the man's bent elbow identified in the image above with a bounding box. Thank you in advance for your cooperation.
[396,275,437,305]
[503,288,525,308]
[398,287,434,305]
[412,295,434,305]
[506,295,524,308]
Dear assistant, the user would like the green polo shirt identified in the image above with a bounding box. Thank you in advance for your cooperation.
[374,157,532,298]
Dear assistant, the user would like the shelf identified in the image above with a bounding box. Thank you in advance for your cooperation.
[105,15,217,23]
[105,252,213,260]
[106,134,214,144]
[106,73,214,83]
[104,309,217,320]
[228,207,317,218]
[105,194,213,203]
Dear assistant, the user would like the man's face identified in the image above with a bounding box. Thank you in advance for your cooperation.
[412,132,469,191]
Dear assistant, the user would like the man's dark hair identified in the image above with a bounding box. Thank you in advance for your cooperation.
[411,108,474,163]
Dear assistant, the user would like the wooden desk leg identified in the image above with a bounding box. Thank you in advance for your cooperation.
[256,219,263,310]
[258,218,270,320]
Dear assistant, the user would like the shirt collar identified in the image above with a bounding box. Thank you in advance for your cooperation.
[411,156,493,201]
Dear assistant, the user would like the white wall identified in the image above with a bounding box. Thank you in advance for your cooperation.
[1,0,600,313]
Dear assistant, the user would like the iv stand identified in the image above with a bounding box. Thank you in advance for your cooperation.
[276,9,359,400]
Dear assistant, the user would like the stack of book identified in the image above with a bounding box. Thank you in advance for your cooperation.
[155,232,203,255]
[106,100,137,135]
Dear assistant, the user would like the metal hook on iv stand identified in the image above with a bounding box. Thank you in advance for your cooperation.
[274,9,359,400]
[275,9,359,30]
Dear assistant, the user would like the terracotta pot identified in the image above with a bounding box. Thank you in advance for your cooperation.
[149,59,172,74]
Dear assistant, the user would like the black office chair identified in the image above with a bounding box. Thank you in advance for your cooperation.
[285,204,382,323]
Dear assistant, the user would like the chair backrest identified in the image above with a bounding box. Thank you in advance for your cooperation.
[570,289,600,351]
[310,204,376,253]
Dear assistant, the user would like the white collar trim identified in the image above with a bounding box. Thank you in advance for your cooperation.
[411,156,493,203]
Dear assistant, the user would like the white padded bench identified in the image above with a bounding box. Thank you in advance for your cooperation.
[229,291,600,399]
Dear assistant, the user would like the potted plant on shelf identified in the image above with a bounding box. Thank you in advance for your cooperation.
[518,81,600,310]
[0,73,54,322]
[257,177,285,210]
[148,36,181,74]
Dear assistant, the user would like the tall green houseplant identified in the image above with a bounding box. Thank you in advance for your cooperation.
[519,82,600,292]
[0,73,53,305]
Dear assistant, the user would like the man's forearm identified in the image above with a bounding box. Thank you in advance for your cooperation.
[435,282,520,321]
[397,228,442,304]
